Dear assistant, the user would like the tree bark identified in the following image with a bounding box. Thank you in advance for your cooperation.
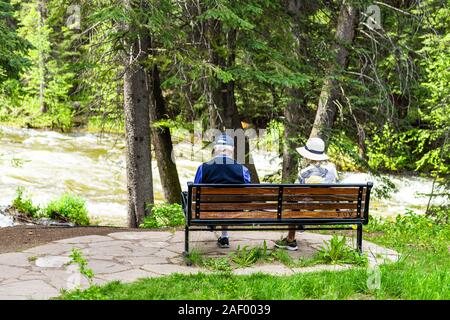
[282,88,306,183]
[207,25,260,182]
[309,0,359,143]
[123,1,154,228]
[149,63,182,204]
[282,0,317,182]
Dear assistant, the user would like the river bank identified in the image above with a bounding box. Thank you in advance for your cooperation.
[0,125,446,227]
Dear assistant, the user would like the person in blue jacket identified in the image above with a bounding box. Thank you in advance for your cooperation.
[194,133,251,248]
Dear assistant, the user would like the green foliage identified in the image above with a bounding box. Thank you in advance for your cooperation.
[184,249,203,266]
[367,209,450,252]
[139,203,184,228]
[230,243,269,268]
[315,235,368,267]
[12,187,40,218]
[69,248,94,284]
[185,250,233,272]
[270,248,296,267]
[426,205,449,225]
[0,0,448,187]
[11,188,91,225]
[0,0,31,83]
[366,125,412,171]
[203,257,233,273]
[44,194,90,226]
[188,237,367,271]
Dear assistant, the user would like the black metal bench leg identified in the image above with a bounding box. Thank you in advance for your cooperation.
[357,224,363,254]
[184,225,192,266]
[184,225,189,255]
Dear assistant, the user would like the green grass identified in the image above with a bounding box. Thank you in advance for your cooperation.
[60,209,450,300]
[186,236,367,271]
[60,250,450,300]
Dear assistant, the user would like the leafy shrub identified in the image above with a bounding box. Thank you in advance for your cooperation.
[44,194,90,226]
[316,235,367,266]
[12,187,41,218]
[139,203,184,228]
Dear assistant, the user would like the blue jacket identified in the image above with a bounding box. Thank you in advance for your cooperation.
[194,156,251,184]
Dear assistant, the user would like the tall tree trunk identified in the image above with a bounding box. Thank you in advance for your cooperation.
[282,88,306,183]
[207,26,260,182]
[309,0,359,143]
[282,0,318,182]
[149,63,182,204]
[38,0,47,113]
[123,1,153,228]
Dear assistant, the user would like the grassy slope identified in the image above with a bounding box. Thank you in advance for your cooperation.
[61,211,450,300]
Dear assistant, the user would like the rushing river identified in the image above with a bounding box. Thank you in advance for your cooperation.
[0,126,446,227]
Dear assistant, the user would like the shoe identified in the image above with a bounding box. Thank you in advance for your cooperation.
[217,236,230,248]
[274,237,298,251]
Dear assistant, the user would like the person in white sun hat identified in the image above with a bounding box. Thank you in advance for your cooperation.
[275,137,339,251]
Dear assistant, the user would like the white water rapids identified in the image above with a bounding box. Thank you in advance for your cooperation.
[0,126,446,227]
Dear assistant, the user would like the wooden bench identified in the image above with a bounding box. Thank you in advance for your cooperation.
[181,182,373,256]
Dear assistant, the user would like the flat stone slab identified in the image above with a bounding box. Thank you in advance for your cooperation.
[0,280,59,300]
[108,232,172,241]
[24,243,83,255]
[82,246,134,257]
[87,259,132,275]
[97,269,159,283]
[40,268,91,291]
[0,252,33,267]
[116,256,168,266]
[35,256,71,268]
[0,230,399,299]
[0,265,28,280]
[55,235,113,244]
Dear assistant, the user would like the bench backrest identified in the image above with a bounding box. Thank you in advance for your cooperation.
[183,182,373,225]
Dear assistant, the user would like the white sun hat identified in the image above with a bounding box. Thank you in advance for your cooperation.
[296,137,329,161]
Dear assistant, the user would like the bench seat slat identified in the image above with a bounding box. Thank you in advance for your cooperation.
[194,195,278,202]
[194,194,359,202]
[196,211,358,219]
[194,187,279,195]
[283,187,360,195]
[283,194,358,201]
[198,202,358,211]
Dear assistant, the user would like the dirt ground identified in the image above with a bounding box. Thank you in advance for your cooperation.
[0,225,148,254]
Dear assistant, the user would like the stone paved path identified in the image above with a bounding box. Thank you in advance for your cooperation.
[0,231,398,300]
